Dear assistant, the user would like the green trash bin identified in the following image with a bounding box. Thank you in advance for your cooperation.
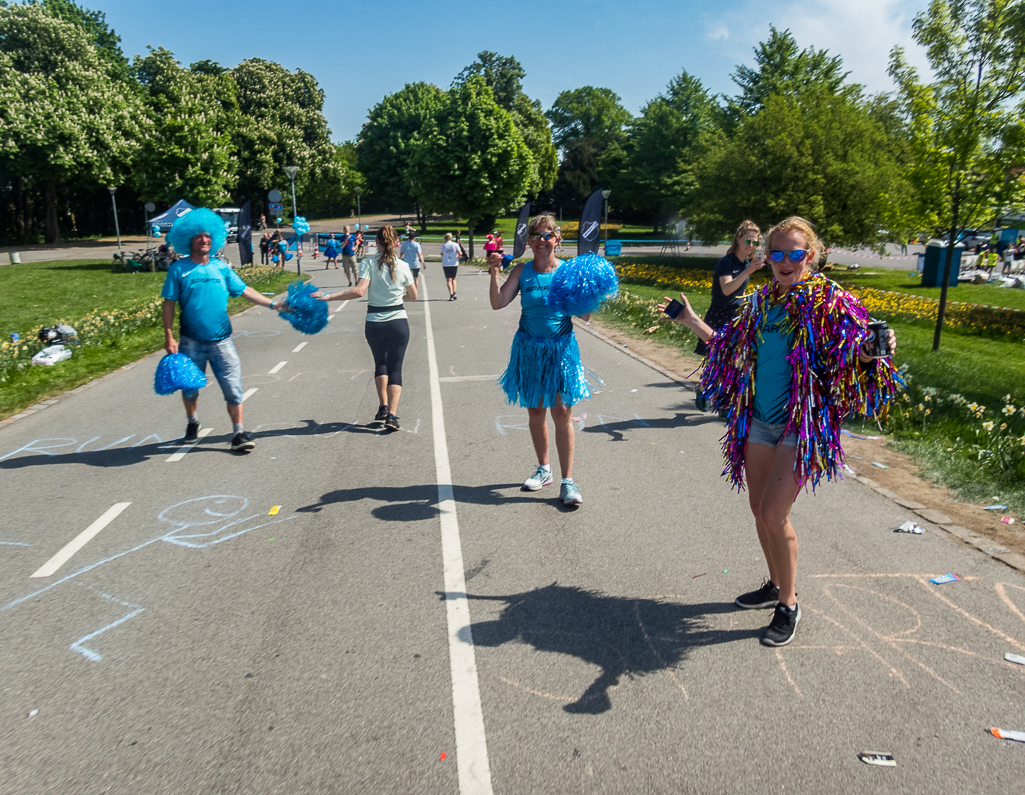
[922,242,962,287]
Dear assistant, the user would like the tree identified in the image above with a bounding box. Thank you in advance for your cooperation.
[689,88,908,249]
[229,58,337,214]
[0,3,142,242]
[889,0,1025,351]
[729,26,857,121]
[546,86,632,149]
[454,52,557,197]
[35,0,133,83]
[131,48,238,206]
[356,82,444,225]
[549,138,602,210]
[301,141,365,219]
[407,77,531,256]
[600,71,721,230]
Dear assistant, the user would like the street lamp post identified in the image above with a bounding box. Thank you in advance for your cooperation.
[601,189,611,252]
[283,165,300,275]
[107,186,122,250]
[356,188,361,229]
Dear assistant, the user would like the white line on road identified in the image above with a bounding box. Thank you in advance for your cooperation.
[31,502,131,578]
[422,278,494,794]
[165,427,214,462]
[291,341,308,353]
[333,300,349,313]
[439,375,501,383]
[268,361,287,374]
[241,388,259,402]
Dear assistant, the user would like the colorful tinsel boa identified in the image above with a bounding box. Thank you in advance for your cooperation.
[700,274,904,492]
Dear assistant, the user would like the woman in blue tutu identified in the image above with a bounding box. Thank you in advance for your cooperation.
[487,213,592,507]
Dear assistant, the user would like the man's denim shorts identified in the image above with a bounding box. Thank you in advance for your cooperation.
[179,336,243,404]
[748,417,798,448]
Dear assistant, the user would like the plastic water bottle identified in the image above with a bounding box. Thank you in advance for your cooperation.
[9,333,18,344]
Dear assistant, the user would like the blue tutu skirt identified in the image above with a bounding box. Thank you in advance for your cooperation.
[500,330,592,408]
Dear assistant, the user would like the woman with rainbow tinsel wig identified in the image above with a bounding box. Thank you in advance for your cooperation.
[488,213,592,508]
[659,216,903,648]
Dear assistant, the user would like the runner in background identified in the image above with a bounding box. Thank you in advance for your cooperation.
[441,233,461,300]
[400,230,425,286]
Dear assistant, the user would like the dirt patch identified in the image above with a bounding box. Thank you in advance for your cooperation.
[588,318,1025,560]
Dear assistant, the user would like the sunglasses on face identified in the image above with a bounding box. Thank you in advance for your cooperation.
[768,249,810,263]
[529,232,555,241]
[744,238,760,245]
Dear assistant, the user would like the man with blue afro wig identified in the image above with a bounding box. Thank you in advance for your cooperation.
[161,206,290,452]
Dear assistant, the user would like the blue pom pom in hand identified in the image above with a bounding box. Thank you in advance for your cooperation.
[279,279,328,335]
[154,353,207,395]
[547,253,619,316]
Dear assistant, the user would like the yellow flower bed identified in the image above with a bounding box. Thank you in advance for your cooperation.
[560,221,624,236]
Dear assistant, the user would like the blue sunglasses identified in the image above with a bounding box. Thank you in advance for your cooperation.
[768,249,810,263]
[529,232,555,241]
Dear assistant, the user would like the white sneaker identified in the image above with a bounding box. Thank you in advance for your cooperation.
[523,465,554,491]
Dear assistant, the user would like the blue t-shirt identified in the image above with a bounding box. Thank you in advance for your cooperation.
[161,258,247,342]
[518,260,572,338]
[753,304,794,424]
[341,234,354,256]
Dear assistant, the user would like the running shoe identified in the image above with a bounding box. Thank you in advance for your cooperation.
[183,422,199,444]
[453,293,457,300]
[523,465,554,491]
[231,431,256,452]
[374,405,389,423]
[384,414,400,432]
[560,480,583,506]
[761,602,801,647]
[734,579,780,609]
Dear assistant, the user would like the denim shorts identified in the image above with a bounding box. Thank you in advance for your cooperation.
[748,417,798,448]
[179,336,243,404]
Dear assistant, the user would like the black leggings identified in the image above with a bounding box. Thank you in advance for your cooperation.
[365,318,410,386]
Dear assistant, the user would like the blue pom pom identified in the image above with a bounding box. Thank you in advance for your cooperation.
[279,279,328,335]
[154,353,207,395]
[547,253,619,315]
[166,208,228,255]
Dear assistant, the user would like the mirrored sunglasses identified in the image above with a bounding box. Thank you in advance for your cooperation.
[529,232,555,241]
[744,238,760,245]
[768,249,810,263]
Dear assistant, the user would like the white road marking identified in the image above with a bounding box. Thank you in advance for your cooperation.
[268,361,287,374]
[31,502,131,578]
[326,315,333,322]
[291,341,308,353]
[421,278,494,794]
[165,427,214,462]
[439,374,500,383]
[241,388,259,402]
[333,300,349,313]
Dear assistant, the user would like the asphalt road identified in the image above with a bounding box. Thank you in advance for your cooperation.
[2,263,1024,794]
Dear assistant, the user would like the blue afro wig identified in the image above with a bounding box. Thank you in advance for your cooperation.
[166,208,228,256]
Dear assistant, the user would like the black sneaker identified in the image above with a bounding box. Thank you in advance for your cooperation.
[384,414,400,432]
[694,393,709,412]
[761,603,801,647]
[231,431,256,452]
[374,405,389,423]
[183,422,199,444]
[734,579,780,609]
[452,293,457,300]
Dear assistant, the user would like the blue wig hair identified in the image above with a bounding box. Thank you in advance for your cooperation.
[166,208,228,256]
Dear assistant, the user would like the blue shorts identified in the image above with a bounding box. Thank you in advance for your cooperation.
[748,417,798,448]
[179,336,243,405]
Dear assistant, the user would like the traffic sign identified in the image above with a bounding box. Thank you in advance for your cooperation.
[269,203,284,213]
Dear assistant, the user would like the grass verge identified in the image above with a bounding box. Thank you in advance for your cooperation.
[0,262,302,420]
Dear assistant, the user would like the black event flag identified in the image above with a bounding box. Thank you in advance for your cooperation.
[237,201,253,265]
[512,200,531,259]
[578,188,604,256]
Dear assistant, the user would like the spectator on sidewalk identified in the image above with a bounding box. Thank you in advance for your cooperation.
[258,233,271,265]
[324,234,339,270]
[340,226,357,285]
[162,208,289,453]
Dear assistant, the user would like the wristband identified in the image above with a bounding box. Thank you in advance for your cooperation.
[270,300,277,311]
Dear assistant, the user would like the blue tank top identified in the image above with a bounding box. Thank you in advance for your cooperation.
[518,261,572,338]
[753,304,795,424]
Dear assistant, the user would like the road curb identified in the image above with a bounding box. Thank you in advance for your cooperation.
[581,319,1025,575]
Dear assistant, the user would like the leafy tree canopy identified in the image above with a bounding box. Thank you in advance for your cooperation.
[453,50,524,111]
[546,86,632,149]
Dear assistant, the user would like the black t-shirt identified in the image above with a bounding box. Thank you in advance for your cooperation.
[710,253,749,314]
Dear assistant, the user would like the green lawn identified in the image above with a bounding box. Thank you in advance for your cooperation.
[825,266,1025,311]
[0,260,300,419]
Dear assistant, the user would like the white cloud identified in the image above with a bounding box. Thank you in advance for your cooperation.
[708,24,730,42]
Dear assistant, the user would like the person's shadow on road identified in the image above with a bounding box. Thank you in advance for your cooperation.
[444,583,757,714]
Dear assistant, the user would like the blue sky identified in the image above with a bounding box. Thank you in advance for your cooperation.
[90,0,932,143]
